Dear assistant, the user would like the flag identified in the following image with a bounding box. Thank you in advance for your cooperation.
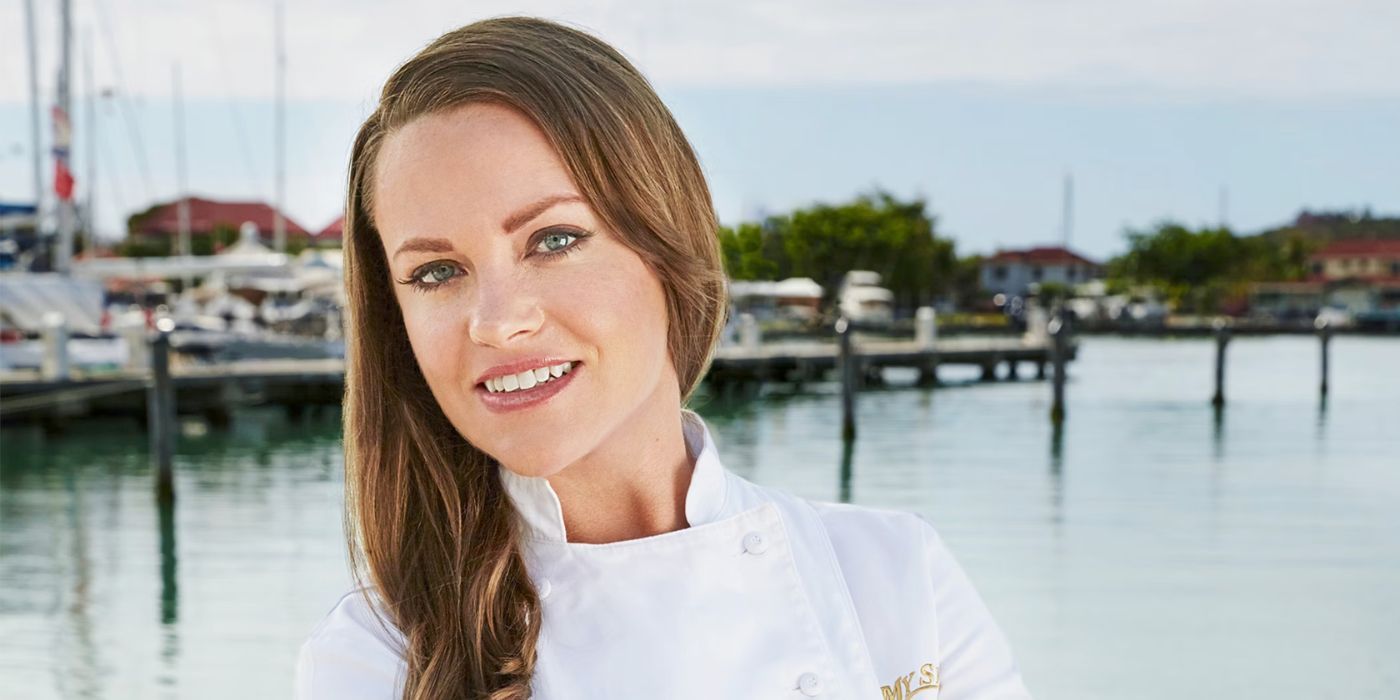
[54,160,75,201]
[51,105,75,202]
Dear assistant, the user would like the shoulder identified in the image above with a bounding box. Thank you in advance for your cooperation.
[805,499,948,602]
[805,499,1035,698]
[808,499,987,587]
[295,587,407,700]
[809,500,979,586]
[809,499,927,550]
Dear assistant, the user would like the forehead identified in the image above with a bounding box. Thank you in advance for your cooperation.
[372,102,577,241]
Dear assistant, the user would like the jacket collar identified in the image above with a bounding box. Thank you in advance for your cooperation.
[497,408,731,543]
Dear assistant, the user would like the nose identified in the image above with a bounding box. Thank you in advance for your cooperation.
[467,272,545,348]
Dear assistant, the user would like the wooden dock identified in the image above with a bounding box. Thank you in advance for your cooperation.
[0,335,1073,427]
[710,335,1071,386]
[0,358,346,427]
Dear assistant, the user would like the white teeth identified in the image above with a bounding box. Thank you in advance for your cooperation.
[485,361,575,393]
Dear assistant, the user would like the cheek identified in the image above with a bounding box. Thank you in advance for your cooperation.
[558,255,669,370]
[397,296,468,392]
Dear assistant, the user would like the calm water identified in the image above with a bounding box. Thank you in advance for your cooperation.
[2,336,1397,698]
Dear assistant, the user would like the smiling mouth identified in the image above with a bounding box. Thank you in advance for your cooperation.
[475,360,581,413]
[480,360,577,393]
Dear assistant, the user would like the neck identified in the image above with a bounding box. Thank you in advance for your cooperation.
[544,394,693,545]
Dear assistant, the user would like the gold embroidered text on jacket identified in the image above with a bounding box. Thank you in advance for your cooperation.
[881,662,941,700]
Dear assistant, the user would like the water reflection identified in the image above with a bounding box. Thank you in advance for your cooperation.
[1210,403,1226,461]
[838,438,855,504]
[1047,421,1066,530]
[3,338,1399,699]
[61,456,99,699]
[158,498,178,626]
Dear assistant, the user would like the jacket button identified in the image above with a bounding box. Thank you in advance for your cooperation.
[537,578,552,600]
[742,531,768,555]
[797,672,823,696]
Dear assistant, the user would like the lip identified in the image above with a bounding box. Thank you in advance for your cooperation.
[475,357,578,386]
[476,361,580,414]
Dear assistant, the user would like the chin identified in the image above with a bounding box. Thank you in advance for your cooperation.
[479,439,577,479]
[496,455,570,480]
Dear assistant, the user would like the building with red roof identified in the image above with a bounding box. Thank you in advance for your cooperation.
[125,197,338,253]
[979,246,1103,297]
[317,215,344,242]
[1309,239,1400,282]
[1253,240,1400,321]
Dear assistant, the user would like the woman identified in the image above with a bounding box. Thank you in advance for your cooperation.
[297,16,1033,700]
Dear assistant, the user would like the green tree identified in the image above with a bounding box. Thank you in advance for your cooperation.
[788,190,955,311]
[1107,221,1316,313]
[950,254,984,309]
[117,236,173,258]
[212,223,239,251]
[718,222,778,280]
[718,189,963,314]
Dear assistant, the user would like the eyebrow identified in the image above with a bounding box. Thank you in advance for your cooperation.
[501,193,585,234]
[391,193,586,262]
[392,236,456,261]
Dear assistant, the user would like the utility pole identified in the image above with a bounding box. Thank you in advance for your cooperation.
[273,0,287,253]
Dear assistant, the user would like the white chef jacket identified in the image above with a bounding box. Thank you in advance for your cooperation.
[297,409,1033,699]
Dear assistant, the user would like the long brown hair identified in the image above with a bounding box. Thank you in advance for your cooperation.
[341,16,727,700]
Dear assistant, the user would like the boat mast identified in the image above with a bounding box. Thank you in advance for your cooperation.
[273,0,287,253]
[84,30,96,258]
[173,64,192,290]
[55,0,76,273]
[1061,172,1074,250]
[24,0,44,248]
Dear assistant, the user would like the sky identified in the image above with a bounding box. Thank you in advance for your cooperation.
[1,0,1397,259]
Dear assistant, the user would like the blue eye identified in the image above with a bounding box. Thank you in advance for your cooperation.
[526,226,588,257]
[400,261,463,292]
[396,228,590,294]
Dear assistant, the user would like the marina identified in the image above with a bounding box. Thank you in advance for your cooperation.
[0,327,1074,428]
[2,335,1396,699]
[1,3,1395,698]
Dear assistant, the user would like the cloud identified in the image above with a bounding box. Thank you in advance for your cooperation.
[3,0,1397,103]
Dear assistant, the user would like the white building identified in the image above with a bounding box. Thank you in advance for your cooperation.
[979,246,1102,297]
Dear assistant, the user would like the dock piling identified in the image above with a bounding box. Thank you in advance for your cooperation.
[837,317,857,442]
[118,314,149,371]
[1316,318,1332,399]
[1211,318,1231,408]
[148,318,177,505]
[914,306,937,348]
[40,312,71,381]
[1024,304,1050,346]
[915,306,939,386]
[1049,306,1069,425]
[979,362,997,382]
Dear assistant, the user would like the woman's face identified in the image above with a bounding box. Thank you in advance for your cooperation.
[372,102,678,478]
